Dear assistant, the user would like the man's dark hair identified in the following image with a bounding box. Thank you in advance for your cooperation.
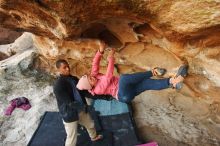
[56,59,68,68]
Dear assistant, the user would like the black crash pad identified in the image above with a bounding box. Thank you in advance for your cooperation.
[99,113,139,146]
[28,99,141,146]
[93,99,140,146]
[27,112,113,146]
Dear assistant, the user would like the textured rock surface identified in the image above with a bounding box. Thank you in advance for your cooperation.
[0,27,22,45]
[0,1,220,146]
[0,36,57,146]
[0,0,220,41]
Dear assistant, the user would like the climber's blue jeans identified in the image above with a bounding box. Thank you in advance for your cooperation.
[118,71,170,103]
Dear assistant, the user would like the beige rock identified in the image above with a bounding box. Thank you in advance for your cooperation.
[0,27,22,45]
[0,1,220,146]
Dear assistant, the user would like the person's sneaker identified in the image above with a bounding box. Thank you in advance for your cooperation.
[175,64,188,78]
[170,75,184,89]
[91,134,103,142]
[152,67,167,76]
[170,64,188,89]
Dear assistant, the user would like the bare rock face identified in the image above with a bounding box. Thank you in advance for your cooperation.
[1,1,220,146]
[0,27,22,45]
[0,52,8,61]
[0,0,220,41]
[0,32,33,61]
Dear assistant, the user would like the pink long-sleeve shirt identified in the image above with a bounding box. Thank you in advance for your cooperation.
[89,51,119,99]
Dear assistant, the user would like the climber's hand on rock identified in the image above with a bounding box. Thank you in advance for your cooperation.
[99,41,106,54]
[108,48,115,58]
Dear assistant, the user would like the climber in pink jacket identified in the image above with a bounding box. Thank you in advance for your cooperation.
[77,41,188,103]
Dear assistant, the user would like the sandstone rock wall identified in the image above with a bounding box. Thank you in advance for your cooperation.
[1,0,220,41]
[0,27,22,45]
[1,1,220,146]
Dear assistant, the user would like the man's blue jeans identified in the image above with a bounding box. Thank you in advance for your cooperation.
[118,71,170,103]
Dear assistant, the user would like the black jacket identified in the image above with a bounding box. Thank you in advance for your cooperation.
[53,75,113,123]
